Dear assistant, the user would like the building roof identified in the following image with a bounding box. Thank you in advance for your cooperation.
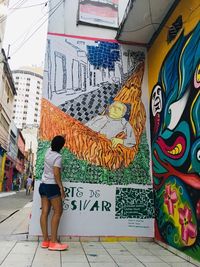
[12,66,43,78]
[19,66,43,76]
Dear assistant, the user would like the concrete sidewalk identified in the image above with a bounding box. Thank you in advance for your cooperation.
[0,203,199,267]
[0,192,16,198]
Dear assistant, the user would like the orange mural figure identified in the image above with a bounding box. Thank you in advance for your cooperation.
[40,63,146,170]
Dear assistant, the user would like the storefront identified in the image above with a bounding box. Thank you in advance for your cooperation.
[0,147,6,192]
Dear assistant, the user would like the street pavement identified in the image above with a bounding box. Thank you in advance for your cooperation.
[0,192,199,267]
[0,190,33,223]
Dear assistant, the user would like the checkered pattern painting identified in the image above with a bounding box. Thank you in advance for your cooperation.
[59,83,119,123]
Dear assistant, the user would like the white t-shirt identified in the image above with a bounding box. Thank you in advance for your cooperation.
[27,177,32,186]
[41,148,62,184]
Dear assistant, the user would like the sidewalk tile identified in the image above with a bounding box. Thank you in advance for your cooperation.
[105,248,131,256]
[150,249,175,256]
[170,263,199,267]
[87,253,114,263]
[128,248,153,256]
[62,254,88,263]
[84,248,108,255]
[101,242,124,249]
[112,255,141,263]
[0,241,16,264]
[61,264,90,267]
[118,264,144,267]
[159,255,188,263]
[144,263,170,267]
[136,255,166,263]
[82,242,104,249]
[90,264,118,267]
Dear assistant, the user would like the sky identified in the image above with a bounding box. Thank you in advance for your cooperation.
[2,0,49,70]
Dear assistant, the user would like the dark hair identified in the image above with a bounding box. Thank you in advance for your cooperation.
[51,135,65,152]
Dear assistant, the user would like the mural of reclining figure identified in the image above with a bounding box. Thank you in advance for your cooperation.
[85,101,136,148]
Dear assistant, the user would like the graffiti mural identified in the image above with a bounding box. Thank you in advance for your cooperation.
[30,33,154,237]
[150,22,200,261]
[39,33,151,185]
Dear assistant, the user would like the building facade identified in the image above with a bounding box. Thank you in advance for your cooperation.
[12,67,43,129]
[0,50,16,191]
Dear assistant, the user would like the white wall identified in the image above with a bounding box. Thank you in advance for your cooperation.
[22,127,38,168]
[48,0,129,39]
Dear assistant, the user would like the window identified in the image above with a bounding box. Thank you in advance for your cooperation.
[1,114,9,132]
[26,83,30,86]
[10,131,16,144]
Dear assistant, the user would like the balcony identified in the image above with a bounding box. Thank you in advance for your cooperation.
[116,0,179,46]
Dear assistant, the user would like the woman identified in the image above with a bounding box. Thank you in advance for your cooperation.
[39,135,68,251]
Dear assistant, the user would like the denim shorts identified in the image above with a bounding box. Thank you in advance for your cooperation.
[39,183,61,200]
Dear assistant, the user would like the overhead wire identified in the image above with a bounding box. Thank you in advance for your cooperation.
[10,2,48,9]
[10,0,64,57]
[0,0,28,24]
[9,2,49,46]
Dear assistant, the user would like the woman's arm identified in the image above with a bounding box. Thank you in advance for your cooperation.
[53,166,65,200]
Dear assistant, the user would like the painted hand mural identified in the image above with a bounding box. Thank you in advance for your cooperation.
[150,22,200,260]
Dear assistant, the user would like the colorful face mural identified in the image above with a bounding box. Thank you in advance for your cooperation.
[150,22,200,261]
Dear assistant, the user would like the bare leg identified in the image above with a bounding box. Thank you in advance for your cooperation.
[40,197,50,241]
[50,196,63,243]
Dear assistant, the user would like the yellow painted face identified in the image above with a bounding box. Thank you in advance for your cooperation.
[108,102,126,119]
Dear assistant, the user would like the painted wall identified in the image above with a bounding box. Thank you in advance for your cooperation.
[0,148,6,192]
[30,0,154,235]
[148,0,200,262]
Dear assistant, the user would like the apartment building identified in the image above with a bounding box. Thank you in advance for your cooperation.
[12,67,43,129]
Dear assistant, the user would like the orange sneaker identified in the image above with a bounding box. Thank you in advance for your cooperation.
[48,242,69,251]
[41,241,49,248]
